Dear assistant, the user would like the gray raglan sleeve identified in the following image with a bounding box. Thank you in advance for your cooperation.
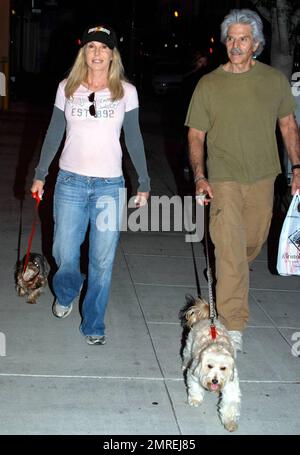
[33,106,66,181]
[122,108,150,192]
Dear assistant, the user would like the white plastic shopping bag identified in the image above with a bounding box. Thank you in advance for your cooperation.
[277,190,300,276]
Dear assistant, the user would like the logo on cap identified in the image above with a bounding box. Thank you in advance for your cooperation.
[88,26,111,36]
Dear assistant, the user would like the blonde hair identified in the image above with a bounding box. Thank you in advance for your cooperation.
[64,46,126,100]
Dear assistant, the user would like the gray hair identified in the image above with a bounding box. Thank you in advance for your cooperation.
[220,9,265,57]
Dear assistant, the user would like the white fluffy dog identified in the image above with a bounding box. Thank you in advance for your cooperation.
[182,297,241,432]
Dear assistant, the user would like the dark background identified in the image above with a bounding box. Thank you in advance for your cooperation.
[9,0,275,103]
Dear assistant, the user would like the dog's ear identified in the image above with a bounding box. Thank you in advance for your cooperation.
[179,294,196,326]
[185,294,196,306]
[184,306,199,328]
[184,301,210,327]
[230,365,238,383]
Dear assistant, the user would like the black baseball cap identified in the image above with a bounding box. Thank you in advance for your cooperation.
[80,25,118,49]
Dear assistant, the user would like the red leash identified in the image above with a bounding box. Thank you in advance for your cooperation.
[22,192,41,273]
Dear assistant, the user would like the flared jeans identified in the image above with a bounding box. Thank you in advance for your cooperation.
[52,169,125,336]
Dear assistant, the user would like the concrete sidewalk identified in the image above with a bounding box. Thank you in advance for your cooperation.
[0,99,299,436]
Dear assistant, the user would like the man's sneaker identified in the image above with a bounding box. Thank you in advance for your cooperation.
[85,335,106,345]
[52,302,73,319]
[228,330,243,352]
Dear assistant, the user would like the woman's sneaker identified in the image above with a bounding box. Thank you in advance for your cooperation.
[228,330,243,352]
[52,302,73,318]
[85,335,106,345]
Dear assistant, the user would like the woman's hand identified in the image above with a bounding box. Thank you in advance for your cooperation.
[134,191,150,207]
[30,180,44,200]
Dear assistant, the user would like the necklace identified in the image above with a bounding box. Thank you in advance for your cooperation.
[87,81,107,92]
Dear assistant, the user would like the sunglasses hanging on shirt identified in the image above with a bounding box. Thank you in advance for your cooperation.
[88,92,96,117]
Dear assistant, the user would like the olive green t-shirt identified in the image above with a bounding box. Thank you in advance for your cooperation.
[185,61,296,183]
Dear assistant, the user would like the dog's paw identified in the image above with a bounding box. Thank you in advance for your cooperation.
[16,286,26,296]
[224,420,238,432]
[188,396,203,407]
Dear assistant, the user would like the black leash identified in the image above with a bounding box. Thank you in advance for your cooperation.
[190,240,201,298]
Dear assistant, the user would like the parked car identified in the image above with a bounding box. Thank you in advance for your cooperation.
[151,61,183,95]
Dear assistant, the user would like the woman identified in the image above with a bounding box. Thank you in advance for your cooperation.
[31,24,150,345]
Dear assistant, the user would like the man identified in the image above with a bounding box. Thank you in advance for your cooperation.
[185,9,300,352]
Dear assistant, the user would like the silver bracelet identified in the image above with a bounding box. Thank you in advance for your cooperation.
[194,175,207,184]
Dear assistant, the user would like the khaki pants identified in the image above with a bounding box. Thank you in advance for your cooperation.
[209,178,275,331]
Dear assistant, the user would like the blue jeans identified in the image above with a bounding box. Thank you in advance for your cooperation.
[52,169,125,336]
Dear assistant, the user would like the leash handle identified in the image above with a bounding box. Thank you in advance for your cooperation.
[32,191,41,204]
[22,192,41,273]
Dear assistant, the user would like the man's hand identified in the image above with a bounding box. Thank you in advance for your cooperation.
[291,171,300,195]
[195,179,213,206]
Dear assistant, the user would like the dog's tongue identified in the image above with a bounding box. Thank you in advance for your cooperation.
[211,383,218,391]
